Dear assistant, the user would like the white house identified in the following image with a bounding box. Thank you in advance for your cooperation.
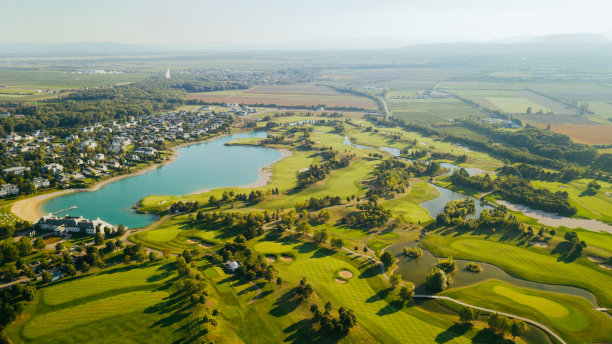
[0,184,19,198]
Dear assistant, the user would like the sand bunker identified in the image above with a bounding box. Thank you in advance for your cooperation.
[265,255,277,263]
[599,264,612,270]
[280,254,294,262]
[334,278,347,284]
[187,239,200,244]
[338,270,354,279]
[588,256,607,263]
[199,243,212,248]
[529,241,549,248]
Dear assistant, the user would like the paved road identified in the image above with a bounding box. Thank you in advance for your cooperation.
[414,294,567,344]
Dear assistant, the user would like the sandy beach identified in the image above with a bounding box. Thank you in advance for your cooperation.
[11,134,231,222]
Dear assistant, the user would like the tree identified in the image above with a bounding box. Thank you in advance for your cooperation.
[33,237,46,249]
[380,251,396,268]
[55,242,64,252]
[64,264,77,276]
[81,262,90,273]
[458,306,478,325]
[510,319,528,339]
[425,267,449,291]
[276,277,283,287]
[312,229,328,246]
[41,270,52,283]
[488,313,511,336]
[330,238,344,250]
[94,231,104,245]
[149,251,158,262]
[163,248,172,260]
[124,254,131,265]
[389,274,401,289]
[296,222,311,235]
[399,285,414,305]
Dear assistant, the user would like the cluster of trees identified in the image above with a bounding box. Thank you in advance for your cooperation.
[367,115,612,174]
[403,246,423,258]
[561,231,587,258]
[175,255,209,307]
[170,201,200,213]
[212,235,275,282]
[426,267,450,291]
[585,180,601,195]
[297,151,352,187]
[450,169,576,215]
[436,256,457,273]
[0,283,36,338]
[2,79,186,133]
[435,198,476,226]
[295,195,342,211]
[488,313,528,340]
[295,278,314,300]
[500,163,576,182]
[342,197,392,227]
[195,210,273,239]
[466,262,482,273]
[310,301,357,335]
[372,159,410,195]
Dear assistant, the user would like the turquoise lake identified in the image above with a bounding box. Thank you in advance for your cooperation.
[40,131,282,228]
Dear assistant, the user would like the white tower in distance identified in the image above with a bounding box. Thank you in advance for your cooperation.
[165,67,170,79]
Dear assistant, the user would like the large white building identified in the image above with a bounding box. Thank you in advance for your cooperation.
[36,215,120,236]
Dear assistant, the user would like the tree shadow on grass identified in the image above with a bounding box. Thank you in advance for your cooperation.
[376,300,404,316]
[366,287,391,303]
[269,287,303,317]
[311,247,335,258]
[435,323,471,343]
[358,263,381,279]
[283,319,348,344]
[471,328,515,344]
[145,291,192,328]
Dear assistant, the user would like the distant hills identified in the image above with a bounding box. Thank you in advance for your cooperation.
[1,33,612,57]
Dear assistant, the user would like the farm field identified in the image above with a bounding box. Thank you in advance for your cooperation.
[530,123,612,145]
[450,89,558,114]
[185,84,379,110]
[441,280,612,344]
[387,98,486,124]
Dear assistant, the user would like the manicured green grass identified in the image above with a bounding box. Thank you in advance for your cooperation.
[442,280,612,344]
[382,181,439,223]
[130,215,223,253]
[22,291,168,340]
[41,263,174,306]
[421,231,612,308]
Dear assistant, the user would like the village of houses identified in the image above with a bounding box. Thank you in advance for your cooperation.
[0,107,236,233]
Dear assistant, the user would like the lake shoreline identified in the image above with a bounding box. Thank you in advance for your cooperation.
[11,133,234,222]
[187,148,292,195]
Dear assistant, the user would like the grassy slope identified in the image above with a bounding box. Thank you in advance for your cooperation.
[441,280,612,344]
[420,229,612,309]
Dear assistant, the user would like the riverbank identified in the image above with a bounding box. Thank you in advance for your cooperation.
[497,200,612,233]
[11,133,232,222]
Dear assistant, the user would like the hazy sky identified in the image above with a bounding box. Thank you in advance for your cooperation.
[3,0,612,47]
